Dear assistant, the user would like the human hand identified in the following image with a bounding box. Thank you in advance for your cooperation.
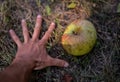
[10,15,69,70]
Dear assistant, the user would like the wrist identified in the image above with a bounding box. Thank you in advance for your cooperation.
[12,58,35,70]
[3,58,35,81]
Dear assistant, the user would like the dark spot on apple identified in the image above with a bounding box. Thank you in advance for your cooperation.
[72,31,78,35]
[79,48,82,52]
[87,30,92,34]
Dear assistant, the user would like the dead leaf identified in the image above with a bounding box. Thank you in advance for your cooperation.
[67,2,76,9]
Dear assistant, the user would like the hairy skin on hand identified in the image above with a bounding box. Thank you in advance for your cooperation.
[0,15,69,82]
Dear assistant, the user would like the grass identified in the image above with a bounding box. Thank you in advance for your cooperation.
[0,0,120,82]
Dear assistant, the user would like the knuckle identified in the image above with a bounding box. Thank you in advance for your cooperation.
[23,29,28,33]
[34,27,40,32]
[46,30,51,35]
[13,36,18,40]
[15,38,19,42]
[55,59,63,66]
[13,36,19,42]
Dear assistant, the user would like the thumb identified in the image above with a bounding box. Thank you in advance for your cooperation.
[48,57,69,67]
[34,56,69,70]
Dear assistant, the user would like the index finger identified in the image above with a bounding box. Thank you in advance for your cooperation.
[40,22,55,44]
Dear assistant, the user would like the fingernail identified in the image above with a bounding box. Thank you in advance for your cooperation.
[37,15,42,18]
[9,29,13,33]
[64,62,69,67]
[22,19,25,22]
[51,22,55,25]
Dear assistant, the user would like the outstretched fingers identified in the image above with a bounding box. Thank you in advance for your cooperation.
[40,22,55,44]
[9,30,22,47]
[21,20,30,43]
[32,15,42,41]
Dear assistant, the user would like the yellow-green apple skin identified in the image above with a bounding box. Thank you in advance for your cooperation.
[61,20,97,56]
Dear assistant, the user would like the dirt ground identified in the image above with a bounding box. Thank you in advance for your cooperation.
[0,0,120,82]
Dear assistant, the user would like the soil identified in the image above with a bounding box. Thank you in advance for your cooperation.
[0,0,120,82]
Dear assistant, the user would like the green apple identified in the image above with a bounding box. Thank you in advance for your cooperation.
[61,19,97,56]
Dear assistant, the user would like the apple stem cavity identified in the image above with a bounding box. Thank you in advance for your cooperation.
[73,31,78,35]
